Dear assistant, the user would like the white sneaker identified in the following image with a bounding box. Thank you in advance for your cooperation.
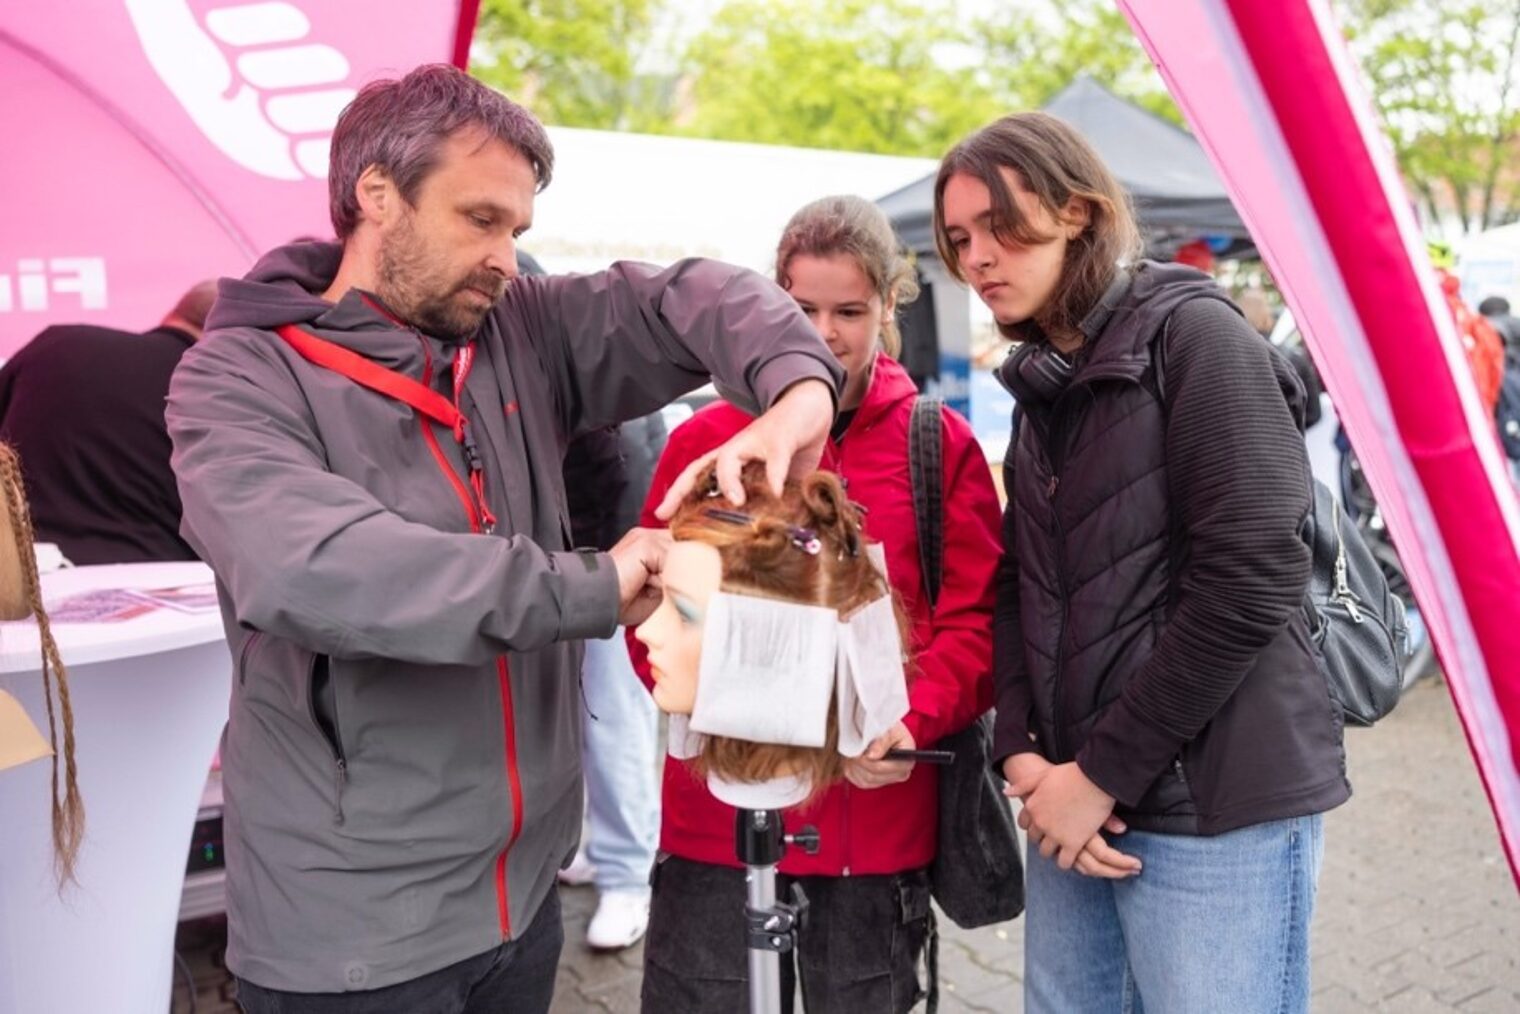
[585,890,651,951]
[557,850,598,887]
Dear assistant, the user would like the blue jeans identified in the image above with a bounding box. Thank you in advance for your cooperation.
[581,632,660,893]
[1024,814,1324,1014]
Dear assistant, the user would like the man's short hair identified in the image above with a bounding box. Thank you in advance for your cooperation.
[327,64,554,240]
[1479,295,1511,317]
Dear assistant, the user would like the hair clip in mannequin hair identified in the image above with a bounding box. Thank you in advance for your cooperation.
[704,507,753,527]
[703,507,822,555]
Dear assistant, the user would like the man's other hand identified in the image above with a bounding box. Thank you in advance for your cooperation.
[609,527,673,626]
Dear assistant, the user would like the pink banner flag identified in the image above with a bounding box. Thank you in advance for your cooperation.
[1118,0,1520,883]
[0,1,480,356]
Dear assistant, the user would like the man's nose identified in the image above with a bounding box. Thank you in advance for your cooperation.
[486,237,519,281]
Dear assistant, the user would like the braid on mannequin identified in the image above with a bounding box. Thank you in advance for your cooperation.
[0,444,84,883]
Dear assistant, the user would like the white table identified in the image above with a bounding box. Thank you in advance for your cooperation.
[0,562,230,1014]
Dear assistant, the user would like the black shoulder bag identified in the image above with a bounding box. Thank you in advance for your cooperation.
[909,396,1025,930]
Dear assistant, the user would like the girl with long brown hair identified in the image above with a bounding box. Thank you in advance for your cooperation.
[937,112,1344,1012]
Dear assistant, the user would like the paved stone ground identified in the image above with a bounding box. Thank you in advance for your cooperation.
[175,676,1520,1013]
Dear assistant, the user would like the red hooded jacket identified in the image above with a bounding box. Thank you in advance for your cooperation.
[627,354,1001,875]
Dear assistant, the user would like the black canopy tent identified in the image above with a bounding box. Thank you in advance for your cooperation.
[877,75,1252,257]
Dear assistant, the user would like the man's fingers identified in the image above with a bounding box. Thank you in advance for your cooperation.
[1057,843,1081,871]
[765,450,788,499]
[715,448,747,506]
[655,452,718,520]
[1038,834,1059,860]
[1102,814,1128,835]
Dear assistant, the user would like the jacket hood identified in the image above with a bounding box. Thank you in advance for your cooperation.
[204,241,449,374]
[853,352,920,430]
[1081,260,1229,369]
[208,241,346,333]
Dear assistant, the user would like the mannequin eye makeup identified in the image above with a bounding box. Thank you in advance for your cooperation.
[672,595,702,625]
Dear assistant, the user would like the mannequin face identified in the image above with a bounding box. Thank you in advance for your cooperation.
[635,540,723,714]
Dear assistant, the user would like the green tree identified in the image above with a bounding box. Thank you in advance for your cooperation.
[971,0,1180,123]
[1335,0,1520,234]
[472,0,673,130]
[669,0,999,156]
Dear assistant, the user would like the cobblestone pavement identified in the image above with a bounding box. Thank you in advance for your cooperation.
[176,677,1520,1013]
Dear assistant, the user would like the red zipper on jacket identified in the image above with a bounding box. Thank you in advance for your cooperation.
[413,335,522,939]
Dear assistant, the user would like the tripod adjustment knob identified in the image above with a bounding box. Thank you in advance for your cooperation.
[785,825,821,855]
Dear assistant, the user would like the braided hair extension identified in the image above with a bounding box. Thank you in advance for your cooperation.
[0,444,84,883]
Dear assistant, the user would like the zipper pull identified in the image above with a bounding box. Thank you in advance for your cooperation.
[1047,475,1060,498]
[334,758,348,825]
[1341,594,1363,623]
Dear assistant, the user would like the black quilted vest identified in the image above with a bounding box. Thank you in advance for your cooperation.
[998,263,1350,834]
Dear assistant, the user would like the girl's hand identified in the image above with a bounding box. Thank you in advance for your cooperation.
[1019,762,1124,870]
[844,722,917,789]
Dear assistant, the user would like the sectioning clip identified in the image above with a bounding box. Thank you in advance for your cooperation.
[704,507,753,526]
[789,527,822,555]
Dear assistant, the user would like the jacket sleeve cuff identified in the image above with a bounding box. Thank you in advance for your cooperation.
[750,354,842,412]
[551,549,621,642]
[1075,694,1184,807]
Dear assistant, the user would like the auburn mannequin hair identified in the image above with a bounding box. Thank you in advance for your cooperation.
[667,462,909,793]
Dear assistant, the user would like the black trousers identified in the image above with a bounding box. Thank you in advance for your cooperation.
[640,854,933,1014]
[235,891,563,1014]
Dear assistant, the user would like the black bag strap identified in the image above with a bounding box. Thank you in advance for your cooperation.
[909,396,945,610]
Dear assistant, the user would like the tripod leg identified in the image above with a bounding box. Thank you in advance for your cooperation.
[746,863,784,1014]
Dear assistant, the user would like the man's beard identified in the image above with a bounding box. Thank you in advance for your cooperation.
[377,217,505,341]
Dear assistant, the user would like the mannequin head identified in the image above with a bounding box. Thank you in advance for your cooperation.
[635,462,907,791]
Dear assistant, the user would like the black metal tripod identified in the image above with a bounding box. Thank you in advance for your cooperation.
[736,809,820,1014]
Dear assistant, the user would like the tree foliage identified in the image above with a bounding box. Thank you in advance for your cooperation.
[668,0,998,156]
[472,0,670,131]
[1334,0,1520,233]
[971,0,1180,124]
[468,0,1520,235]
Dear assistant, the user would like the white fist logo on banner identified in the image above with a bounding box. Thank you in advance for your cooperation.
[125,0,356,180]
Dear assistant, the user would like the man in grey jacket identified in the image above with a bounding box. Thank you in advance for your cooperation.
[166,64,840,1012]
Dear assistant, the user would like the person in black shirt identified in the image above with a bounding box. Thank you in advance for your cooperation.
[0,281,216,564]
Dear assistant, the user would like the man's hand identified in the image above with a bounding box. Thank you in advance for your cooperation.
[608,527,672,627]
[1005,755,1139,879]
[655,379,834,518]
[843,722,916,789]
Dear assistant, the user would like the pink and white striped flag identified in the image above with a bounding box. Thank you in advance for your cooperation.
[1119,0,1520,884]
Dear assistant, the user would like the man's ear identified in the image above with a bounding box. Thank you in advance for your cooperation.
[355,164,397,227]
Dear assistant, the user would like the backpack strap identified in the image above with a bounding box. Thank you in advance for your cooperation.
[909,396,945,611]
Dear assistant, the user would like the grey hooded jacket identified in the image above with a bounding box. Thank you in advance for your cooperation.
[166,242,842,992]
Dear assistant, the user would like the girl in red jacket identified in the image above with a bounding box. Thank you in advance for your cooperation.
[628,195,1002,1012]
